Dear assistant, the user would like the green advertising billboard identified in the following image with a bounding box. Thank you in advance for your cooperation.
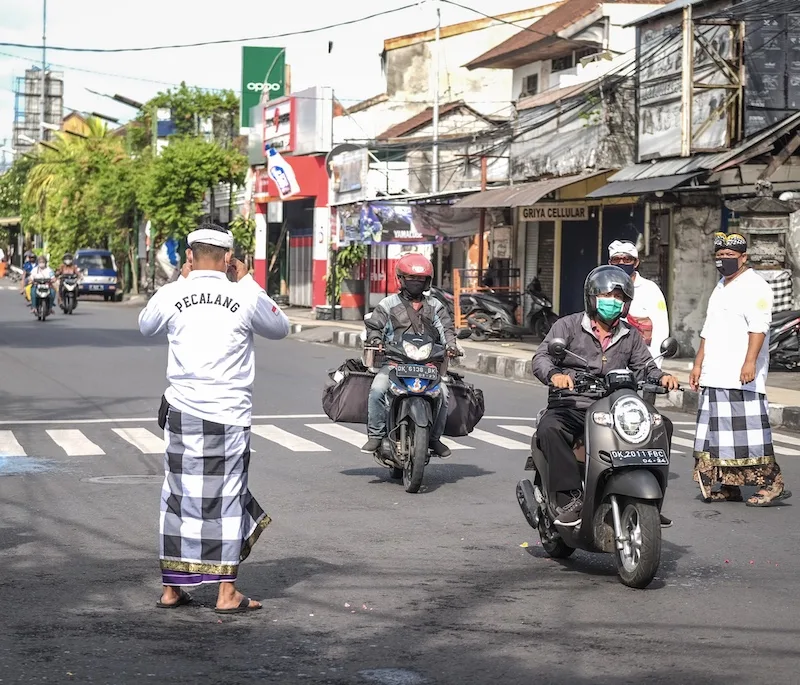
[240,46,286,128]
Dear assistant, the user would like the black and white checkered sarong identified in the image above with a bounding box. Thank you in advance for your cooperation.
[693,387,775,466]
[159,408,270,578]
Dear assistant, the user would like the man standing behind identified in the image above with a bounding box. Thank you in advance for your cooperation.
[608,240,669,367]
[139,222,290,613]
[690,232,791,506]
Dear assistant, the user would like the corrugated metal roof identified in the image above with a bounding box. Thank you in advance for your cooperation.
[454,171,606,208]
[611,111,800,181]
[623,0,708,27]
[585,172,700,198]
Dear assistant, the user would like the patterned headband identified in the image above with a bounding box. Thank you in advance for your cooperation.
[713,232,747,254]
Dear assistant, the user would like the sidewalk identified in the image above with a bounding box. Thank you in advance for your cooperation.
[284,306,800,432]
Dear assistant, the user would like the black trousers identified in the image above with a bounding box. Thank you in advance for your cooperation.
[536,407,674,494]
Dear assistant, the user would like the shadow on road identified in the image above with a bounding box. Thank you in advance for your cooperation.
[0,321,160,349]
[340,463,495,493]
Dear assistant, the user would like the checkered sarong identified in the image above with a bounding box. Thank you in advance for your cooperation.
[693,387,775,467]
[159,408,270,580]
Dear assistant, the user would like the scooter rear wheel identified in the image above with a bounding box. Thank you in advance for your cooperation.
[614,499,661,589]
[538,519,575,559]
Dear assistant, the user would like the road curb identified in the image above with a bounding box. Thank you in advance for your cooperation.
[320,330,800,430]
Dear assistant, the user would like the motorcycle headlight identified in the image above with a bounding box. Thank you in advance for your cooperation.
[612,397,652,445]
[402,340,432,361]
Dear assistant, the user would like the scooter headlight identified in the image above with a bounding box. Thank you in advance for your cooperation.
[612,397,652,445]
[402,340,432,361]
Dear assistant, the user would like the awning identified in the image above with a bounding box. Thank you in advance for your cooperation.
[0,216,20,227]
[454,171,607,209]
[585,173,701,199]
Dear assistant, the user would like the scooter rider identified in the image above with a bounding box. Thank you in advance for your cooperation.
[361,253,459,458]
[56,253,81,308]
[532,266,679,525]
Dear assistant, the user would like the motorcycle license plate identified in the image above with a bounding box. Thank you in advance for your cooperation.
[609,449,669,465]
[395,364,438,381]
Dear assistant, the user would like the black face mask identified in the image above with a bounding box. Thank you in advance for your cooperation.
[614,263,636,277]
[402,280,427,299]
[716,257,741,277]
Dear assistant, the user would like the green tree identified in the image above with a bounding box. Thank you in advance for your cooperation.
[0,155,35,218]
[137,136,246,246]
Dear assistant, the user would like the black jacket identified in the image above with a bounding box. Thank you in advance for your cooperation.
[533,312,664,409]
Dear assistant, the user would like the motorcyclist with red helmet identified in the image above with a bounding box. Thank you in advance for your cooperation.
[362,252,459,458]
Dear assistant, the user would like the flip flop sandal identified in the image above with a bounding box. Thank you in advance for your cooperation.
[156,589,193,609]
[214,597,262,614]
[746,489,793,507]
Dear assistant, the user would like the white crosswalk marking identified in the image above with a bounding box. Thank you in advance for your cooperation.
[469,428,529,450]
[498,424,535,438]
[46,429,105,456]
[671,436,695,449]
[306,423,366,447]
[0,430,26,456]
[112,428,164,454]
[775,445,800,457]
[773,431,800,447]
[251,425,328,452]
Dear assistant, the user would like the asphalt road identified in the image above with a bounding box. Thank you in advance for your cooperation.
[1,288,799,685]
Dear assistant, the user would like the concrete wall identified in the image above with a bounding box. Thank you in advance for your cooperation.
[669,193,723,356]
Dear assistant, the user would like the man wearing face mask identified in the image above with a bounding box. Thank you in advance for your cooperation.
[362,253,458,459]
[689,233,791,507]
[533,266,679,525]
[608,240,670,368]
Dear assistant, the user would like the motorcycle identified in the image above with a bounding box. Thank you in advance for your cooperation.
[363,327,472,493]
[525,279,559,340]
[515,335,680,589]
[769,309,800,370]
[60,274,79,314]
[32,278,53,321]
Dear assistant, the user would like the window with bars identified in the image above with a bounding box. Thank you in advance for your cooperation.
[520,73,539,98]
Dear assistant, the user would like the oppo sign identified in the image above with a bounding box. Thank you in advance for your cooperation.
[247,82,282,92]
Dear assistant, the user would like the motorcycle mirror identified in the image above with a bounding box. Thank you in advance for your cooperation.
[660,337,679,359]
[548,338,568,359]
[457,328,472,340]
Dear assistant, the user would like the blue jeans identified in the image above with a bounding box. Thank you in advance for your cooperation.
[367,366,449,441]
[31,287,56,310]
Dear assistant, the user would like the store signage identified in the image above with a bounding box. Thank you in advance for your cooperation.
[520,203,589,221]
[263,97,295,153]
[240,46,286,128]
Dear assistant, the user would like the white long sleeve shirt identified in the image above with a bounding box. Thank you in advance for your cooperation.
[699,268,773,394]
[623,272,670,368]
[138,270,290,426]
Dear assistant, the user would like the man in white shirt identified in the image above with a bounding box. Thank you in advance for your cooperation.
[689,232,790,507]
[607,240,669,367]
[139,222,290,613]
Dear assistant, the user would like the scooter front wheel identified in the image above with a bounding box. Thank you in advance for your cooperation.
[403,424,428,493]
[614,499,661,589]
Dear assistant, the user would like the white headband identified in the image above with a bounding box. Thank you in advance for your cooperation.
[187,227,234,250]
[608,239,638,259]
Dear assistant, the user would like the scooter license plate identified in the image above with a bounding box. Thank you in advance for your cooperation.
[395,364,438,380]
[609,449,669,465]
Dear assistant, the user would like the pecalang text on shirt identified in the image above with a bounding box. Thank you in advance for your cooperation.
[174,292,240,313]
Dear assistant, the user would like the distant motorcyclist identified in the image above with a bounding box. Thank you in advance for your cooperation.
[532,266,678,526]
[20,251,37,305]
[361,253,458,458]
[55,253,81,309]
[28,255,57,314]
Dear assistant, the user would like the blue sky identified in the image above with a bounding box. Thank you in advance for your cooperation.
[0,0,532,147]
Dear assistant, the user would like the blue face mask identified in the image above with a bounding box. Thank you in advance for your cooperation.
[595,296,624,323]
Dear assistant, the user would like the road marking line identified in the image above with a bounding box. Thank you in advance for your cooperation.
[46,429,105,456]
[306,423,365,447]
[0,413,331,426]
[671,436,695,449]
[484,416,536,421]
[773,432,800,447]
[671,421,696,426]
[441,437,472,450]
[251,425,329,452]
[469,428,529,450]
[112,428,164,454]
[0,430,26,456]
[775,445,800,457]
[498,424,535,438]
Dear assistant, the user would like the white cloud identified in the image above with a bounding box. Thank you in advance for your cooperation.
[0,0,535,145]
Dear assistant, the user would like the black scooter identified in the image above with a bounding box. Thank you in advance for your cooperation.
[769,309,800,370]
[516,336,679,588]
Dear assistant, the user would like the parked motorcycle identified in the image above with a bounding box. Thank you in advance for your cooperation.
[515,336,680,588]
[32,278,53,321]
[525,279,559,340]
[60,274,79,315]
[769,309,800,370]
[363,327,471,493]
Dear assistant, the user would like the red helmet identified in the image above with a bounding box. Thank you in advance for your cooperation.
[396,253,433,291]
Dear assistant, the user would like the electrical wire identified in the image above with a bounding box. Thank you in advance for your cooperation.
[0,4,419,53]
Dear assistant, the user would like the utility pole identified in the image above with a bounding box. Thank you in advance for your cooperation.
[431,0,441,194]
[40,0,47,143]
[477,156,487,285]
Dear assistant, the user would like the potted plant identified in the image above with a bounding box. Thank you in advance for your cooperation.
[321,242,367,320]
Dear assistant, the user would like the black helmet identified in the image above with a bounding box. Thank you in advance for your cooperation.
[584,265,634,319]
